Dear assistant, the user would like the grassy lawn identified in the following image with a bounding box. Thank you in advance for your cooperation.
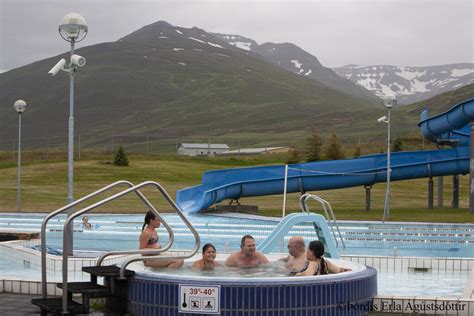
[0,153,473,223]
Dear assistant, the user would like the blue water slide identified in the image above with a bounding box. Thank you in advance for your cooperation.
[176,98,474,213]
[419,98,474,146]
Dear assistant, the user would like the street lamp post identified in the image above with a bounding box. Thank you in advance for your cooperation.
[13,100,27,212]
[378,95,397,221]
[58,13,88,208]
[49,13,87,256]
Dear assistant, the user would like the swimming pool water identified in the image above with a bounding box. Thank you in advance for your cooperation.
[0,252,468,298]
[1,213,471,258]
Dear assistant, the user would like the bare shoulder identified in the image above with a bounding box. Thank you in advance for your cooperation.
[257,252,269,263]
[225,252,238,266]
[192,259,203,269]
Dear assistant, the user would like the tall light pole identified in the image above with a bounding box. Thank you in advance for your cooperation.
[13,100,27,212]
[49,13,87,255]
[378,95,397,221]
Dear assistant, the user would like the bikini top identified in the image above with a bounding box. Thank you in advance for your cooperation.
[299,259,328,275]
[147,231,158,246]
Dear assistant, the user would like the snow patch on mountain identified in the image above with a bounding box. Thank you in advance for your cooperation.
[334,64,474,104]
[291,59,302,69]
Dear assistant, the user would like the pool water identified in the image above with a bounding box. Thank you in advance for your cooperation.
[0,252,469,297]
[1,213,471,258]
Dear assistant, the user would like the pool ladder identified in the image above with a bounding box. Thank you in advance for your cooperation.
[32,180,200,315]
[300,193,345,250]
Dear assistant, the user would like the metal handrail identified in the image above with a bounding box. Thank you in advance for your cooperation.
[60,181,200,314]
[299,193,345,249]
[40,180,140,299]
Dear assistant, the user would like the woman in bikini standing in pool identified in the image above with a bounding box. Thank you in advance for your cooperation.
[139,211,183,269]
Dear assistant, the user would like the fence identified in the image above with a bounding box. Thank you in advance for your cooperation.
[0,133,428,163]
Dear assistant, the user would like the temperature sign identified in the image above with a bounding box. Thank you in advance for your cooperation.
[179,285,220,314]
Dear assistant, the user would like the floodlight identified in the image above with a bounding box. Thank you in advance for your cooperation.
[383,94,397,109]
[13,99,27,113]
[59,13,88,42]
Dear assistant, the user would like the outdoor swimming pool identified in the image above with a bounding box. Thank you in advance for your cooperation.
[0,213,472,258]
[0,250,469,298]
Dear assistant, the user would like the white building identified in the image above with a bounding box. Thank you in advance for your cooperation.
[218,147,289,156]
[177,143,230,157]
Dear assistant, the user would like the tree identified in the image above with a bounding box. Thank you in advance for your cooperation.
[114,145,129,166]
[353,145,361,158]
[305,130,323,162]
[286,144,300,164]
[324,132,345,160]
[392,136,403,152]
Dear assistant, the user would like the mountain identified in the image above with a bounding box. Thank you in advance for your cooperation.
[213,33,379,101]
[333,64,474,105]
[0,21,380,144]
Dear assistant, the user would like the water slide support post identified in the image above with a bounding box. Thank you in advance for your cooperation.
[364,185,371,211]
[428,177,434,209]
[452,174,459,208]
[282,164,288,218]
[437,176,443,208]
[470,123,474,213]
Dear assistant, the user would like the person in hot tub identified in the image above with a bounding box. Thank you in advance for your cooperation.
[280,236,308,273]
[192,243,220,270]
[225,235,269,268]
[296,240,351,276]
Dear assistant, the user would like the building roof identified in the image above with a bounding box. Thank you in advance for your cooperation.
[219,147,286,155]
[178,143,230,150]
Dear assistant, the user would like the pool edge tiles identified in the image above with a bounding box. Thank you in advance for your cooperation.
[128,261,377,316]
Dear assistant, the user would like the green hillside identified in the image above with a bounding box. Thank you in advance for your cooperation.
[1,21,473,148]
[0,21,379,145]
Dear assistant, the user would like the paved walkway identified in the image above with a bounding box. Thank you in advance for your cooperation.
[0,293,109,316]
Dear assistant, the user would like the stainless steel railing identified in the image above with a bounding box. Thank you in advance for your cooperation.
[299,193,345,249]
[60,181,200,314]
[39,180,159,299]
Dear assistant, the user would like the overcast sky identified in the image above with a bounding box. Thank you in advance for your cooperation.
[1,0,472,72]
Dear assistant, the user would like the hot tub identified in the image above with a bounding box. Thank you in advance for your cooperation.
[127,259,377,315]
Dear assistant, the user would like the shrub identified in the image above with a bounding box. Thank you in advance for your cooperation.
[114,145,129,166]
[305,130,323,162]
[286,144,301,164]
[324,132,345,160]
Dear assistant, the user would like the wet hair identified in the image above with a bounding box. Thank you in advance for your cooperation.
[308,240,327,275]
[202,243,216,253]
[142,211,157,231]
[240,235,255,248]
[82,216,89,221]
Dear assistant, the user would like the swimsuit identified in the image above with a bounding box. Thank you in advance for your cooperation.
[147,235,158,246]
[299,259,328,275]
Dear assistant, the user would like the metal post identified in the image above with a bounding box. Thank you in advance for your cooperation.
[111,136,114,156]
[470,124,474,213]
[78,134,81,160]
[282,165,288,217]
[238,138,241,159]
[46,137,49,161]
[175,138,178,156]
[146,136,149,158]
[365,185,371,211]
[428,178,434,209]
[17,113,22,212]
[383,107,391,221]
[208,137,211,157]
[66,39,76,254]
[437,176,444,208]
